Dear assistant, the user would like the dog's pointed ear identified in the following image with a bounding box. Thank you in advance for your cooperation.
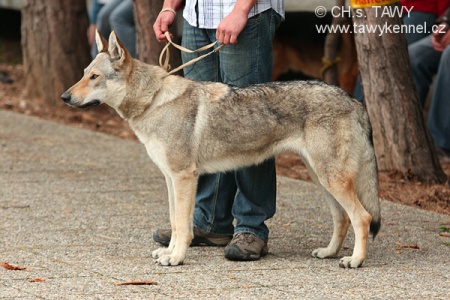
[108,31,129,66]
[95,29,108,53]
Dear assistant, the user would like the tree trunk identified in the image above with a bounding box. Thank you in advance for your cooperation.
[353,5,446,183]
[133,0,181,68]
[22,0,91,104]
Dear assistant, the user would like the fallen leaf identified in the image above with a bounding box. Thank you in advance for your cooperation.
[114,280,158,286]
[439,232,450,238]
[1,262,28,271]
[28,278,46,282]
[396,244,420,251]
[282,221,291,228]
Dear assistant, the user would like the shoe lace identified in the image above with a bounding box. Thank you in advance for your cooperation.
[233,233,255,245]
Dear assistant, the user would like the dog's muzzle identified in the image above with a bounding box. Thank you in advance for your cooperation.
[61,92,101,108]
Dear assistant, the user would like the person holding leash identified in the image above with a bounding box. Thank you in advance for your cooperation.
[153,0,284,261]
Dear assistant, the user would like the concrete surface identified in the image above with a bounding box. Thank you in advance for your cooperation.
[0,110,449,299]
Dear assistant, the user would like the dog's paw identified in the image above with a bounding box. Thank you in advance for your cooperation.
[311,247,338,259]
[152,247,172,258]
[157,254,184,266]
[339,256,364,268]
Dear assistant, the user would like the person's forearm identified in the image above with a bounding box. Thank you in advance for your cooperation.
[154,0,183,42]
[161,0,184,10]
[231,0,257,17]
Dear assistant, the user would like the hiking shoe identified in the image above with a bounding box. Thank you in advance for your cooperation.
[152,227,232,247]
[224,233,268,261]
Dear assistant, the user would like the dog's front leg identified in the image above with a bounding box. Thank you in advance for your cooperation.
[156,169,198,266]
[152,175,177,258]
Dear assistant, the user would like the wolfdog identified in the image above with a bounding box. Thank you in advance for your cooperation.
[61,31,380,268]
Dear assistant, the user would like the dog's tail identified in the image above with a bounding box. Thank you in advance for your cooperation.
[356,117,381,239]
[363,168,381,239]
[356,152,381,239]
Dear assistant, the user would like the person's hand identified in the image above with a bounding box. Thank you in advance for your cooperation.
[216,10,248,44]
[432,23,449,52]
[153,10,176,42]
[439,30,450,50]
[432,35,444,52]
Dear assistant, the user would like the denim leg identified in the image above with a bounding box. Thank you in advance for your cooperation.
[181,11,280,241]
[408,36,441,105]
[181,22,219,82]
[181,21,235,235]
[92,0,122,57]
[353,76,363,102]
[109,0,136,58]
[215,10,280,242]
[427,47,450,150]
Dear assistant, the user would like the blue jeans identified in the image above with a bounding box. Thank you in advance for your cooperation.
[91,0,119,58]
[181,9,281,242]
[409,36,450,151]
[92,0,136,58]
[109,0,136,58]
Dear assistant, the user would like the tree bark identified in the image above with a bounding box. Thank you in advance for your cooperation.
[22,0,91,104]
[133,0,181,68]
[353,5,446,183]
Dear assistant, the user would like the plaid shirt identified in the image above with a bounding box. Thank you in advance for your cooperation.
[183,0,285,29]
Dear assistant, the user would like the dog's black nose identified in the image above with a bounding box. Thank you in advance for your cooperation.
[61,92,71,103]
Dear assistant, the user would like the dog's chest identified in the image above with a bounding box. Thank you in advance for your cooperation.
[141,137,171,172]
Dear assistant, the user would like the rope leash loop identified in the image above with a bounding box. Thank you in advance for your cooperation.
[159,31,225,75]
[320,56,341,79]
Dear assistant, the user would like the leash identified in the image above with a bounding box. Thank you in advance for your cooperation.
[320,56,341,80]
[159,31,225,75]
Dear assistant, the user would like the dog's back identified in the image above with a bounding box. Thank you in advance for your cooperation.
[195,80,368,168]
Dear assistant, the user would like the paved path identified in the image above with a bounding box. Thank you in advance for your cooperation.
[0,110,449,299]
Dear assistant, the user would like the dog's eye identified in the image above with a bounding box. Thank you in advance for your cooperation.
[90,74,99,80]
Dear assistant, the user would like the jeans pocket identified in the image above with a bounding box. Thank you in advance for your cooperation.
[247,11,263,24]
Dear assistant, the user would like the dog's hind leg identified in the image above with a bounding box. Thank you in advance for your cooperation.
[152,175,177,259]
[324,177,372,268]
[303,161,351,259]
[156,168,198,266]
[311,188,350,259]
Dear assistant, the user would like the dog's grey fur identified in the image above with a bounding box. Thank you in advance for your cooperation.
[62,31,381,268]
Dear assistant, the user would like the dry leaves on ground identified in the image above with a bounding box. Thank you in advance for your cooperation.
[395,244,421,254]
[28,278,46,283]
[1,262,28,271]
[114,280,158,286]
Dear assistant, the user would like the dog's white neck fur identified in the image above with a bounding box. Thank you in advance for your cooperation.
[113,61,179,120]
